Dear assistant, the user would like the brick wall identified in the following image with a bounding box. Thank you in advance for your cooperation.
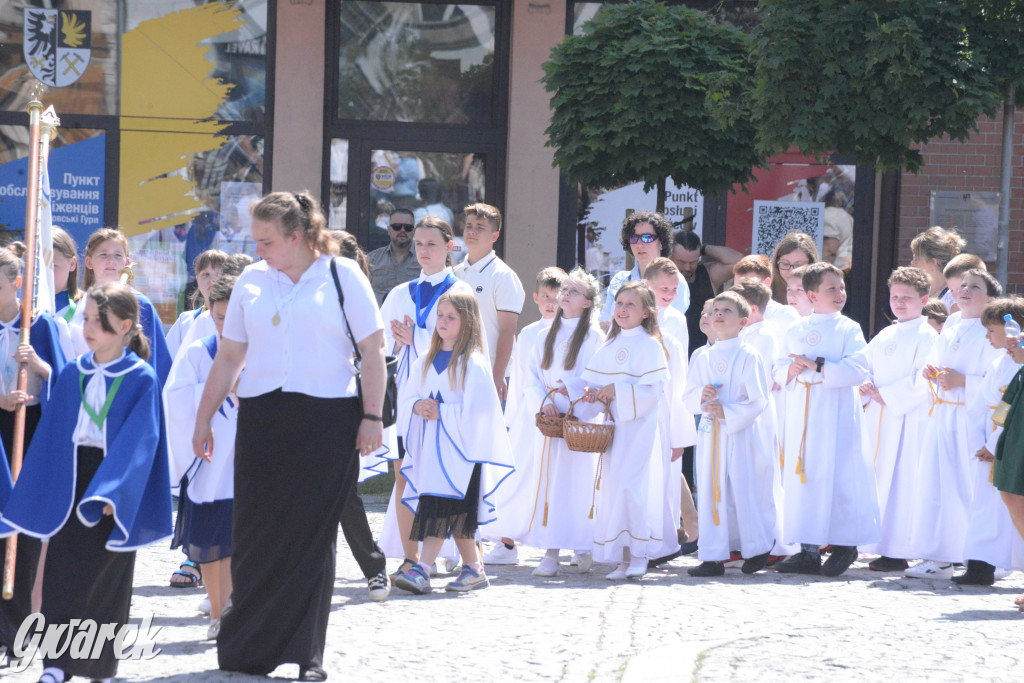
[897,108,1024,293]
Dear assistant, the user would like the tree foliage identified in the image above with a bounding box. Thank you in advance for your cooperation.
[542,0,762,204]
[751,0,1000,172]
[966,0,1024,105]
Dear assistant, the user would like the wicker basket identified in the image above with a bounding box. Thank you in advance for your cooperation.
[563,397,615,453]
[535,388,566,439]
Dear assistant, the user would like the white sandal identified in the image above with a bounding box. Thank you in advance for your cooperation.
[206,617,221,640]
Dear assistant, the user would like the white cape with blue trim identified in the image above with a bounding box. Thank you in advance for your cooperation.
[399,351,514,526]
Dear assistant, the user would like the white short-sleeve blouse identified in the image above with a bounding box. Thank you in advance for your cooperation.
[223,255,384,399]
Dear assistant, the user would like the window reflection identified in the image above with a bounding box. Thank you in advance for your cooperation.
[338,2,496,124]
[361,148,485,260]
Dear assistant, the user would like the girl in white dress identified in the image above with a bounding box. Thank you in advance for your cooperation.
[165,249,227,360]
[580,281,669,580]
[519,267,604,577]
[393,291,514,594]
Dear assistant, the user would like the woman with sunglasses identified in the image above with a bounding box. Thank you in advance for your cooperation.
[599,211,690,330]
[366,208,422,305]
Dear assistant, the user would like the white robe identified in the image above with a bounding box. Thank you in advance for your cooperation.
[581,327,668,562]
[858,317,936,558]
[685,336,777,561]
[963,353,1024,570]
[908,317,1002,562]
[652,320,696,559]
[398,351,515,529]
[163,335,235,504]
[507,316,604,551]
[739,319,794,556]
[378,269,477,557]
[773,312,878,546]
[483,316,554,543]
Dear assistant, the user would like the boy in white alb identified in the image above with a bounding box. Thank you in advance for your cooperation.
[643,258,697,564]
[774,262,878,576]
[487,267,566,561]
[953,297,1024,585]
[906,268,1002,579]
[733,255,801,330]
[858,267,937,572]
[732,279,793,561]
[685,292,778,576]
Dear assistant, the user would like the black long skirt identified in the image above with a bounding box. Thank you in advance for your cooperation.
[41,446,136,679]
[218,390,361,675]
[0,404,42,652]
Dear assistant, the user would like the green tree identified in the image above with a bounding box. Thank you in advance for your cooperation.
[751,0,999,173]
[542,0,762,212]
[966,0,1024,285]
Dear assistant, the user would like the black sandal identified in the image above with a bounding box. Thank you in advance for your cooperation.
[298,665,328,681]
[170,559,203,588]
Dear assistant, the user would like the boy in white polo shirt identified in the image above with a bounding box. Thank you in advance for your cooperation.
[455,203,526,566]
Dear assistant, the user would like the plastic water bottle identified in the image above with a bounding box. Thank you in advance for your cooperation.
[1003,314,1023,346]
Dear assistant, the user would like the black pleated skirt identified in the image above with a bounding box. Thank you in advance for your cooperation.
[217,390,360,675]
[41,446,136,679]
[0,404,42,652]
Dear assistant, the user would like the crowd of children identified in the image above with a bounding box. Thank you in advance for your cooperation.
[2,206,1024,681]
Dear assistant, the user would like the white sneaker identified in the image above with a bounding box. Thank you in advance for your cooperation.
[575,552,593,574]
[442,557,459,573]
[605,564,628,580]
[368,569,391,602]
[483,543,519,565]
[532,556,560,577]
[905,560,954,579]
[625,558,647,579]
[198,596,211,615]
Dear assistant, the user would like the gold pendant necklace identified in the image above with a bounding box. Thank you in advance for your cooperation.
[272,312,281,326]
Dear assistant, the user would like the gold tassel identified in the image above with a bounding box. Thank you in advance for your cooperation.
[588,505,594,519]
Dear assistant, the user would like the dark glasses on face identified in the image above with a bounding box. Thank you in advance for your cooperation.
[390,223,415,232]
[629,233,658,244]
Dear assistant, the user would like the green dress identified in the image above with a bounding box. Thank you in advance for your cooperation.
[995,367,1024,496]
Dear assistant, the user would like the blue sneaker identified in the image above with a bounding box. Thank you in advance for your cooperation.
[393,564,432,594]
[445,565,489,592]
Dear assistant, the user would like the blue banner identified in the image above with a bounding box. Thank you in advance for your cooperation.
[0,133,105,257]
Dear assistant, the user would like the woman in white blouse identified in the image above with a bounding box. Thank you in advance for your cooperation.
[193,191,386,682]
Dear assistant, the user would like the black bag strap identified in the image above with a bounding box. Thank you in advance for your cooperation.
[330,257,362,365]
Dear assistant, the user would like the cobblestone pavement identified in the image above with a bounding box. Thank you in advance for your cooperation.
[4,502,1022,682]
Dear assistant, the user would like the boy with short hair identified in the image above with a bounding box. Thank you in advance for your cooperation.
[858,267,937,571]
[773,263,878,576]
[942,253,986,319]
[643,258,698,562]
[454,203,526,400]
[734,254,800,328]
[487,267,567,563]
[954,297,1024,585]
[684,292,777,576]
[906,268,1003,579]
[786,265,814,317]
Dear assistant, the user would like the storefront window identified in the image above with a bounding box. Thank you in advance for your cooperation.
[359,147,485,258]
[337,2,496,124]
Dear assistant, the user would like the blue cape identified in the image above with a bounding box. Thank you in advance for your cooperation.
[0,312,67,503]
[136,292,172,388]
[0,350,172,551]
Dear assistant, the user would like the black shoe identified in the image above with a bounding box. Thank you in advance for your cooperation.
[299,665,328,682]
[648,549,684,570]
[821,545,859,577]
[741,552,771,574]
[687,561,725,577]
[679,538,699,555]
[868,556,908,572]
[775,550,822,575]
[951,560,995,586]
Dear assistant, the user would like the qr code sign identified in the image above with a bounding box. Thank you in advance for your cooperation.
[751,200,825,258]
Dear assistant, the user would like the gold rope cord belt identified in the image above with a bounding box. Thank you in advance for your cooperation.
[927,378,964,416]
[795,379,822,484]
[529,386,561,530]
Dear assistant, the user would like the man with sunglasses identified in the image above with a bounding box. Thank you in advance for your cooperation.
[367,209,422,305]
